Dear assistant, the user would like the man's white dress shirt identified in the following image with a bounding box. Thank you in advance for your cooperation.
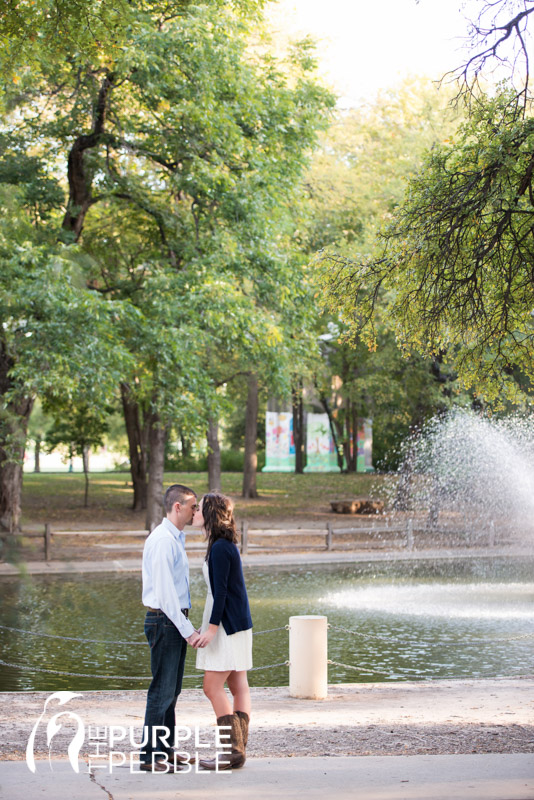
[142,517,195,639]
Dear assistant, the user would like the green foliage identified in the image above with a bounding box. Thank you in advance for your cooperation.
[44,403,110,459]
[27,400,53,444]
[321,89,534,403]
[0,243,134,406]
[164,445,265,472]
[307,80,463,465]
[0,0,267,82]
[0,0,334,458]
[305,78,458,256]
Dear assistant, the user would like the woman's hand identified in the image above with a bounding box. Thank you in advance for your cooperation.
[197,624,218,647]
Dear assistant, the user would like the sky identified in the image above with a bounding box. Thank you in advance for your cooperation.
[265,0,481,106]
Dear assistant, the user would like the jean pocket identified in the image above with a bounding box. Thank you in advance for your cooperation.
[144,622,158,648]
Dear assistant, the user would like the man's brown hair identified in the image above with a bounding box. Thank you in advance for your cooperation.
[164,484,196,513]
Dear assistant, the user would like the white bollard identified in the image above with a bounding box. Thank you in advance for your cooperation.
[288,615,328,699]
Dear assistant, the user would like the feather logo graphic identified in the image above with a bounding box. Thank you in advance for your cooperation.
[26,692,85,773]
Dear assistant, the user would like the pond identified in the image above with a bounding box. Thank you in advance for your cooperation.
[1,556,533,692]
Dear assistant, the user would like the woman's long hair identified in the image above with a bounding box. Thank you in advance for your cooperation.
[202,493,238,560]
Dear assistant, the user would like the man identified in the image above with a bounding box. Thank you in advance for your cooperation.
[140,483,201,772]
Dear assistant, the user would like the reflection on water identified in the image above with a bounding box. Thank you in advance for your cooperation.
[0,557,533,691]
[322,582,534,620]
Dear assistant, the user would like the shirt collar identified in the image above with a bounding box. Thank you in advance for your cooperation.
[162,516,185,542]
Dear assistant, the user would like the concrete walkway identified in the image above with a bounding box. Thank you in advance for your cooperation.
[1,754,533,799]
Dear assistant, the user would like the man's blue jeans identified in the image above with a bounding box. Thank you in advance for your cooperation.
[141,610,188,765]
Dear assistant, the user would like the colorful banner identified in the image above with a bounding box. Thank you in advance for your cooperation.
[304,413,340,473]
[262,411,295,472]
[357,419,373,472]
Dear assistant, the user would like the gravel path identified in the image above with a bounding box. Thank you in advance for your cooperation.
[2,679,533,761]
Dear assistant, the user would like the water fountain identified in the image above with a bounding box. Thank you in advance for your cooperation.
[380,408,534,545]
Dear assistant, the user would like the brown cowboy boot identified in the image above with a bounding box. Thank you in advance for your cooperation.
[235,710,249,749]
[199,713,245,770]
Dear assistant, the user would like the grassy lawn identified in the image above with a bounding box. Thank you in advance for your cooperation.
[21,470,385,530]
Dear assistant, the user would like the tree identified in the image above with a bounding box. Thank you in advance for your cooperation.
[320,1,534,403]
[2,1,334,527]
[242,373,259,496]
[0,0,265,80]
[305,78,459,257]
[27,400,53,474]
[447,0,534,114]
[304,80,460,464]
[0,221,133,530]
[45,404,111,507]
[327,92,534,399]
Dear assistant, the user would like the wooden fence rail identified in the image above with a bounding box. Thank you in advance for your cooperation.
[12,518,501,560]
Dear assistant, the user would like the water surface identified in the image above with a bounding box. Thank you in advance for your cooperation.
[1,557,532,691]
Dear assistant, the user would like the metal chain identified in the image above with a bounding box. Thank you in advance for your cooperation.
[0,656,529,683]
[4,621,530,647]
[0,624,147,645]
[249,661,289,672]
[252,627,288,636]
[0,623,287,645]
[0,657,151,680]
[327,659,376,674]
[328,624,392,642]
[0,657,288,680]
[326,658,534,682]
[328,623,534,645]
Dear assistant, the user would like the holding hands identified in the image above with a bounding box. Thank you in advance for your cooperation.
[186,630,202,648]
[196,624,218,648]
[186,625,217,648]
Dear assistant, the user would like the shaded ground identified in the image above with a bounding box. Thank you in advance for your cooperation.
[19,471,379,530]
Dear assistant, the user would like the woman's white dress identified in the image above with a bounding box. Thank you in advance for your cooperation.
[195,560,253,672]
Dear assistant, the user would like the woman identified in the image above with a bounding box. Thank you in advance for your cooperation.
[193,493,253,770]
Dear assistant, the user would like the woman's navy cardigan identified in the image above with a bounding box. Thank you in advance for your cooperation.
[208,538,252,635]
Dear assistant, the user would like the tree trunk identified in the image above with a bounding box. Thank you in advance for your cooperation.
[145,413,168,531]
[82,445,90,508]
[206,417,221,492]
[34,438,41,473]
[120,382,148,511]
[242,373,259,498]
[319,392,345,472]
[342,400,352,472]
[292,379,305,474]
[344,401,358,473]
[350,407,358,472]
[61,72,114,242]
[0,344,34,532]
[180,433,191,459]
[0,400,33,532]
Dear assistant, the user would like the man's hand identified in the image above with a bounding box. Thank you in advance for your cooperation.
[196,624,218,648]
[186,631,201,648]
